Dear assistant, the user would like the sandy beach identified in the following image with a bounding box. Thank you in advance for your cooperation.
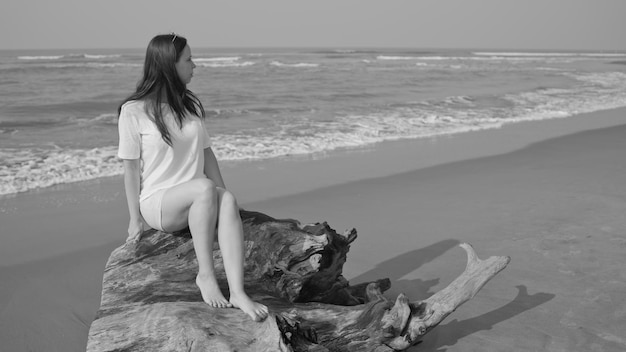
[2,107,626,351]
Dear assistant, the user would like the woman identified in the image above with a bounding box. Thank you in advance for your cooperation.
[117,33,268,322]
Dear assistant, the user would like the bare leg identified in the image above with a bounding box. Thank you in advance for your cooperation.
[161,179,232,308]
[216,188,269,321]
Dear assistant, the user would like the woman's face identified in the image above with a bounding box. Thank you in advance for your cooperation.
[175,45,195,84]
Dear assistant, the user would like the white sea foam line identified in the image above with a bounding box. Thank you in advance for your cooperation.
[196,61,255,68]
[213,101,574,162]
[84,63,141,68]
[211,118,496,162]
[474,52,626,57]
[0,147,122,195]
[376,56,422,60]
[404,56,601,63]
[194,57,241,62]
[18,54,123,60]
[84,54,122,59]
[18,55,64,60]
[30,63,141,69]
[270,61,319,68]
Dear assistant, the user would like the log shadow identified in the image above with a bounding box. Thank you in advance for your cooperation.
[413,285,555,351]
[349,239,460,300]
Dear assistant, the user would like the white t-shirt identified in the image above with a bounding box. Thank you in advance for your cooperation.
[117,100,212,201]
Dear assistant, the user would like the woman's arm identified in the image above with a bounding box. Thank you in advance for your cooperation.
[123,158,144,242]
[203,147,227,189]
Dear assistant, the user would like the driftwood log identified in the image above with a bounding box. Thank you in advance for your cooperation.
[87,210,510,351]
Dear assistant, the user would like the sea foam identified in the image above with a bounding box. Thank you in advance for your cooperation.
[0,147,122,195]
[473,52,626,57]
[195,57,255,68]
[17,55,64,60]
[17,53,122,60]
[270,61,319,68]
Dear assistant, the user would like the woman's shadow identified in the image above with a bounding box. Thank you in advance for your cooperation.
[348,239,555,351]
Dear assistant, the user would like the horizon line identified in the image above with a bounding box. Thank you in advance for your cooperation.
[2,46,626,53]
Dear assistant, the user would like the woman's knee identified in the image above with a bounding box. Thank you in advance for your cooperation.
[220,190,239,210]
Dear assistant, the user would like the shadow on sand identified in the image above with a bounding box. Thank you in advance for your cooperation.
[348,241,555,351]
[415,285,555,351]
[349,239,461,301]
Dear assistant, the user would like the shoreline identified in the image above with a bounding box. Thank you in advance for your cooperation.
[1,107,626,351]
[222,107,626,205]
[1,107,625,267]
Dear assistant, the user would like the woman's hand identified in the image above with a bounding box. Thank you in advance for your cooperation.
[127,217,144,243]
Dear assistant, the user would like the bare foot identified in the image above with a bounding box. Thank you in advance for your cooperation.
[229,294,269,322]
[196,273,232,308]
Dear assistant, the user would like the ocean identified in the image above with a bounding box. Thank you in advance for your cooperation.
[1,47,625,196]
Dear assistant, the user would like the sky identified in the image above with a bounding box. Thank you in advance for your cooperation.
[2,0,625,51]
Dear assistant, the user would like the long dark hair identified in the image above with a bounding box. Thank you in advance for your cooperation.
[118,34,205,146]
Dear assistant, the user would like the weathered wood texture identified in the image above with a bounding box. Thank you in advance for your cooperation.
[87,210,510,351]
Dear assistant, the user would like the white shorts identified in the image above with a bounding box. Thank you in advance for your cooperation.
[140,189,167,231]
